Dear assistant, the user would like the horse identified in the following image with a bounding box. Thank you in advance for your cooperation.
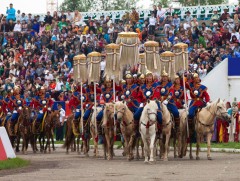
[102,103,115,160]
[140,100,172,163]
[189,99,230,160]
[63,113,81,154]
[115,101,135,161]
[15,106,32,154]
[43,110,60,153]
[90,106,104,157]
[177,109,188,158]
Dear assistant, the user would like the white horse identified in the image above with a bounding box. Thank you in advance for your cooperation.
[140,100,172,163]
[190,99,230,160]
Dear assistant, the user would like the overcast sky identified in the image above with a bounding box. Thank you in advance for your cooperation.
[0,0,237,15]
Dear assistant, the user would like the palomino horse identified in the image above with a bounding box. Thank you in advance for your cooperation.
[140,100,172,163]
[43,110,60,153]
[63,114,81,154]
[115,101,135,161]
[90,106,103,157]
[177,109,188,158]
[189,99,230,160]
[15,106,32,154]
[102,103,115,160]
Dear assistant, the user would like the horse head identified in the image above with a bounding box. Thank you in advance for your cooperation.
[214,98,231,122]
[144,100,158,122]
[115,101,126,122]
[105,103,115,119]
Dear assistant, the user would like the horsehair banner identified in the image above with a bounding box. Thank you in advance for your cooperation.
[173,43,189,73]
[105,43,121,82]
[138,53,146,74]
[159,51,175,80]
[73,54,88,83]
[116,32,140,67]
[0,127,16,160]
[144,41,161,75]
[87,51,102,83]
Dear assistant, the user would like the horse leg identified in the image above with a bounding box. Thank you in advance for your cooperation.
[196,134,201,160]
[173,131,177,158]
[105,131,111,160]
[163,132,171,161]
[135,137,140,160]
[189,141,193,159]
[141,135,149,163]
[16,135,20,152]
[149,133,156,163]
[77,136,80,154]
[51,134,55,151]
[207,133,213,160]
[129,134,135,160]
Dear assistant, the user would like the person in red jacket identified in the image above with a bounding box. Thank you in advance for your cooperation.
[120,73,139,113]
[187,73,210,120]
[133,70,162,124]
[172,75,188,109]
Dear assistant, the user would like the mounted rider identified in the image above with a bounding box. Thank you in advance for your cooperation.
[158,69,180,128]
[134,70,162,124]
[172,74,187,109]
[186,73,210,123]
[120,72,139,113]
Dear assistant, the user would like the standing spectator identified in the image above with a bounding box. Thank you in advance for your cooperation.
[6,3,16,22]
[44,11,53,25]
[148,12,157,36]
[56,103,65,141]
[73,10,82,26]
[185,11,193,23]
[16,10,21,21]
[152,5,158,18]
[220,8,229,22]
[66,11,73,23]
[172,14,180,29]
[157,5,166,24]
[130,8,139,24]
[13,20,22,32]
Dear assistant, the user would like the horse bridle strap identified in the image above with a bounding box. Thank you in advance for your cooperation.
[141,120,156,129]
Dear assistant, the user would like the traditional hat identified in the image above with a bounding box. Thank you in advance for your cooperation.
[161,67,169,77]
[193,73,199,78]
[145,70,153,76]
[139,73,145,79]
[125,73,133,79]
[174,74,180,79]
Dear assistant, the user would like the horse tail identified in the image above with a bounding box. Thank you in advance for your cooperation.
[62,118,74,149]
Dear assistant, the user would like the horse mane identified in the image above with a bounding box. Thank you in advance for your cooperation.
[116,101,133,122]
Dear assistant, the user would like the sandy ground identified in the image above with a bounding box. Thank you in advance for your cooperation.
[1,148,240,181]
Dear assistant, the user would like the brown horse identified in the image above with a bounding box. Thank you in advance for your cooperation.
[15,106,32,154]
[43,110,60,153]
[63,114,81,154]
[115,101,135,161]
[102,103,115,160]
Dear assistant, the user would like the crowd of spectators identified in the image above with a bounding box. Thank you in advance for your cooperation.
[0,3,240,101]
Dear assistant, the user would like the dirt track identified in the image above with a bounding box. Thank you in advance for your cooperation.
[1,148,240,181]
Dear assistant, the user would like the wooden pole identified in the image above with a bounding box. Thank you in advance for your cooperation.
[113,77,117,139]
[182,48,189,138]
[80,82,84,135]
[94,82,98,139]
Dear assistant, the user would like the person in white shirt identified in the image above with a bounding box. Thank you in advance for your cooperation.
[66,11,73,22]
[157,5,166,24]
[100,57,106,81]
[230,28,240,41]
[13,20,22,32]
[56,104,66,141]
[55,77,64,91]
[44,70,53,86]
[148,12,156,35]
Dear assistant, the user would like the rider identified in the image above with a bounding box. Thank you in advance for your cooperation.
[120,72,139,113]
[138,73,146,88]
[187,73,210,124]
[158,69,180,128]
[172,75,187,109]
[35,87,48,124]
[134,70,162,124]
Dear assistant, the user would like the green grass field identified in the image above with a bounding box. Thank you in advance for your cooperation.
[0,158,30,170]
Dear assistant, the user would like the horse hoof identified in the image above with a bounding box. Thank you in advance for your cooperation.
[144,160,149,164]
[174,155,177,158]
[196,156,200,160]
[149,161,156,164]
[33,151,36,154]
[53,148,56,151]
[207,157,212,160]
[163,158,168,161]
[190,156,194,160]
[16,149,20,153]
[85,153,89,157]
[122,152,126,156]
